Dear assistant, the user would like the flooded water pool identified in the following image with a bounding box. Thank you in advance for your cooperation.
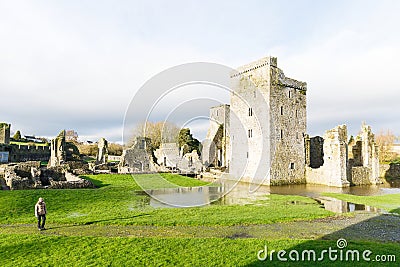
[146,178,400,211]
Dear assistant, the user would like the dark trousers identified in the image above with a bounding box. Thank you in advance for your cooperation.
[37,214,46,229]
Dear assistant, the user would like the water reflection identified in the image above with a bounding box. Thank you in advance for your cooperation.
[148,178,400,210]
[316,196,381,213]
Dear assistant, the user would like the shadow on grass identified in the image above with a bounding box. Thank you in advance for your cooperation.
[81,176,111,188]
[245,213,400,266]
[47,214,151,229]
[83,214,151,225]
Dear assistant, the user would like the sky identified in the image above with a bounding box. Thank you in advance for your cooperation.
[0,0,399,143]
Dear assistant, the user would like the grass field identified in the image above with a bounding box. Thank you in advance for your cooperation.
[1,235,398,267]
[0,174,332,226]
[0,174,398,266]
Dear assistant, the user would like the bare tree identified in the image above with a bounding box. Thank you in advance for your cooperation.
[128,121,180,150]
[375,129,397,163]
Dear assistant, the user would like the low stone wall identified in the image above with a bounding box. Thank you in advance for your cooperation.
[306,167,350,187]
[3,162,94,190]
[350,166,372,185]
[10,144,50,162]
[48,173,94,189]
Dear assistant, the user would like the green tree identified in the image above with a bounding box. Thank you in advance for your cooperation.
[13,130,21,140]
[178,128,201,155]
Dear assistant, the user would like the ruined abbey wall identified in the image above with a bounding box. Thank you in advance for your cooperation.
[202,104,230,168]
[0,123,10,144]
[306,125,350,187]
[306,124,380,187]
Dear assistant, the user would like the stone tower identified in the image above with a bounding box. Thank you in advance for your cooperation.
[229,57,307,185]
[0,123,11,144]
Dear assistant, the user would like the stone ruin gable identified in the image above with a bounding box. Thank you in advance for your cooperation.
[348,124,380,185]
[118,137,157,173]
[202,104,230,168]
[305,125,350,187]
[154,143,204,174]
[48,130,66,167]
[96,138,108,165]
[154,143,181,167]
[2,161,94,190]
[229,56,307,185]
[177,150,203,174]
[0,123,11,144]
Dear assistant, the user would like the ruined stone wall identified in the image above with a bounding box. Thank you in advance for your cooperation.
[10,144,50,162]
[202,104,230,168]
[347,124,380,185]
[306,125,350,187]
[4,162,94,190]
[351,167,373,185]
[309,136,324,168]
[178,150,203,173]
[0,123,10,144]
[118,137,156,173]
[154,143,181,167]
[0,142,50,163]
[48,130,66,167]
[229,56,306,185]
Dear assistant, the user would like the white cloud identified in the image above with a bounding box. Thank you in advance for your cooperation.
[1,1,399,142]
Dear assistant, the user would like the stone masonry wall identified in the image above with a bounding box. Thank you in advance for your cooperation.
[202,104,230,168]
[306,125,350,187]
[229,57,307,185]
[0,123,10,144]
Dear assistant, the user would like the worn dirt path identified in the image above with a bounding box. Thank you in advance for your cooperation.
[1,212,399,242]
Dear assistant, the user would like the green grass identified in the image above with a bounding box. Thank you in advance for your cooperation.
[132,173,210,189]
[0,174,332,226]
[0,235,398,267]
[1,174,398,266]
[82,156,95,163]
[323,193,400,214]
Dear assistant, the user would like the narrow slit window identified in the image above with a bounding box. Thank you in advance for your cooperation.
[248,129,253,138]
[280,106,283,115]
[280,129,283,139]
[249,107,253,116]
[290,163,295,169]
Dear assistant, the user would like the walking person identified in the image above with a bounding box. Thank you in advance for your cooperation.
[35,197,47,230]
